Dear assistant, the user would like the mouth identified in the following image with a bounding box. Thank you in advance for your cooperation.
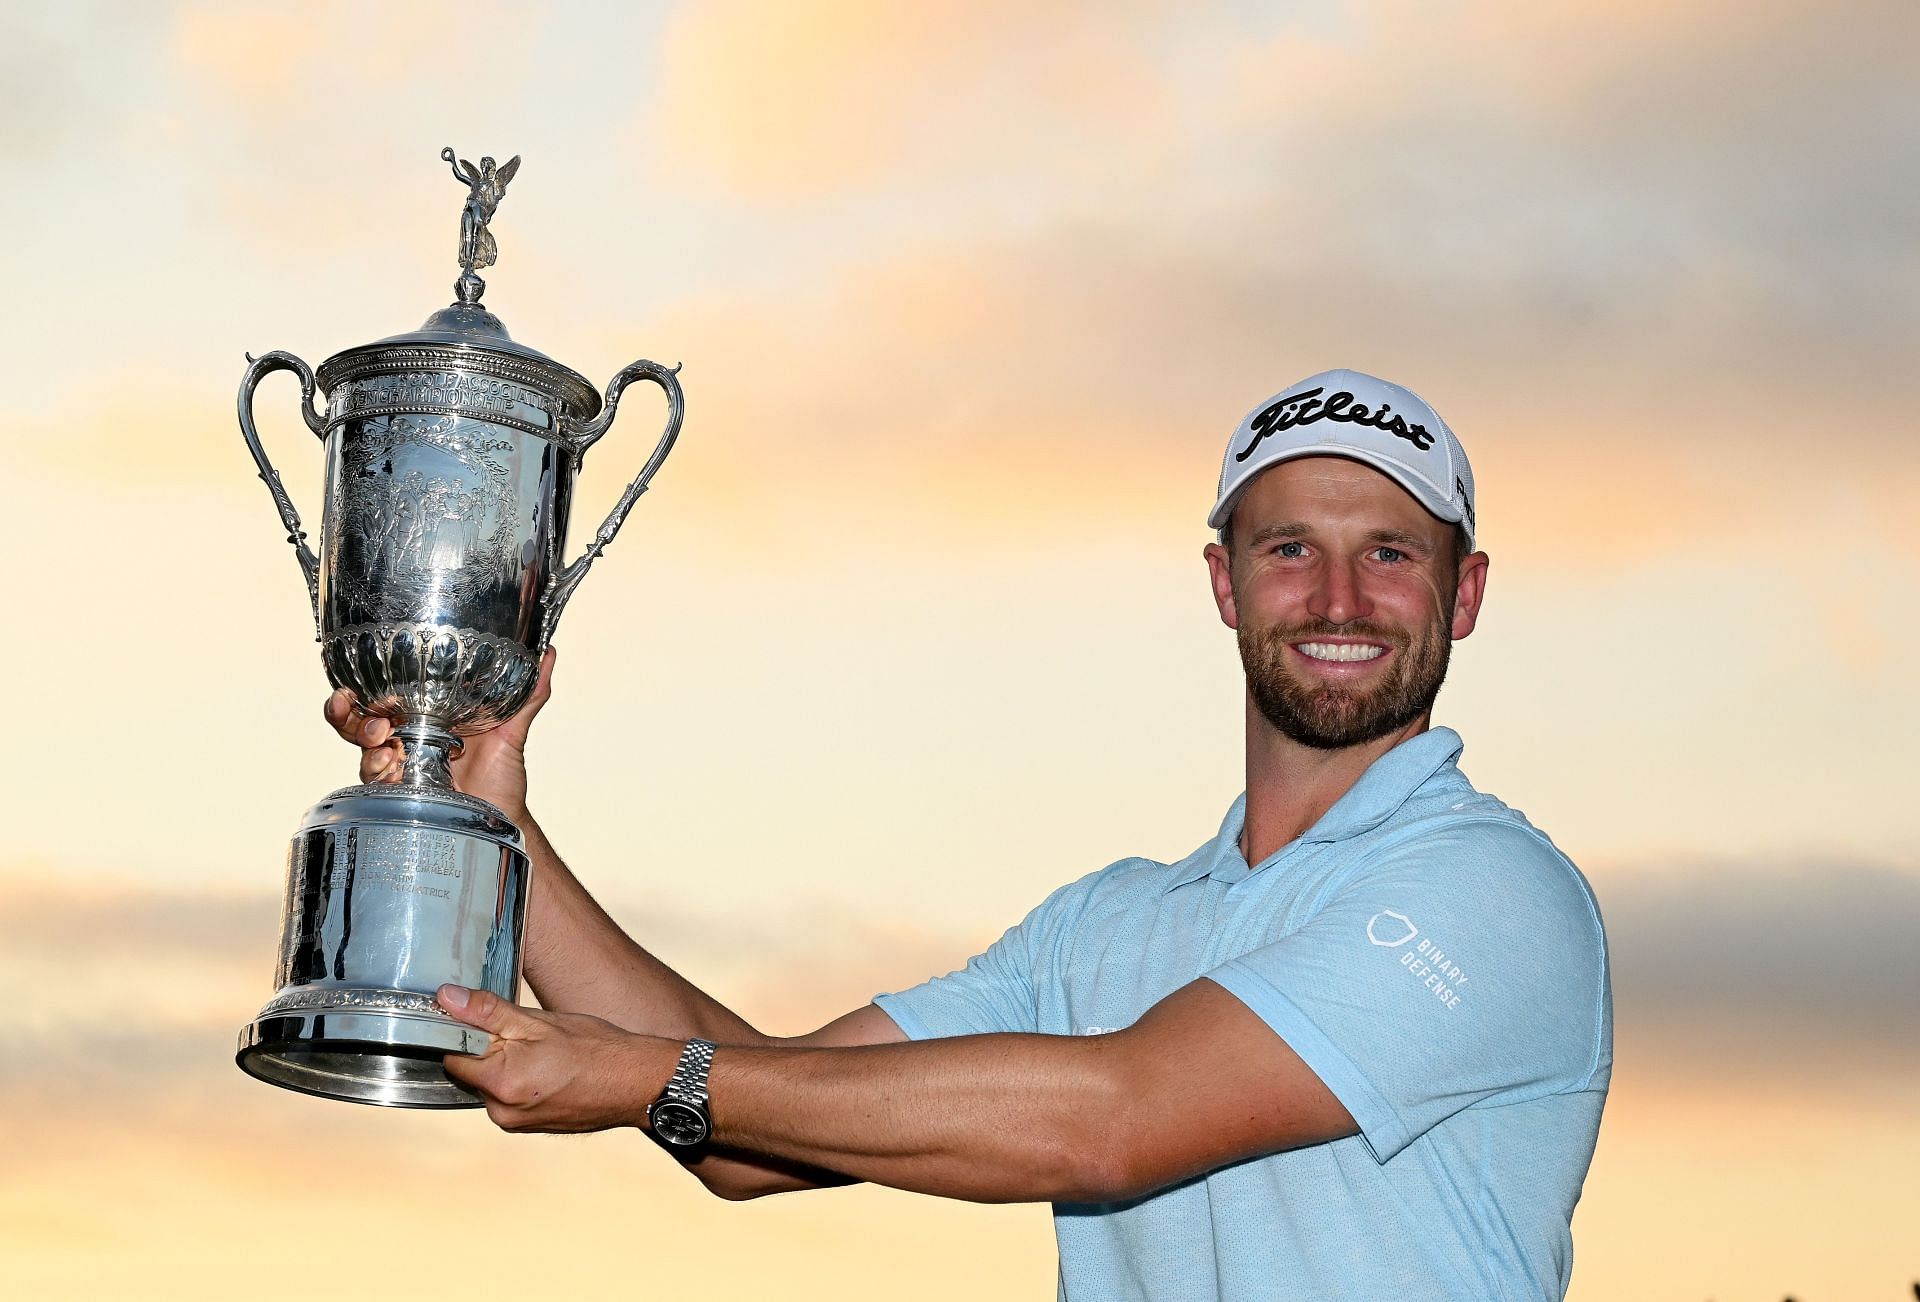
[1291,640,1389,664]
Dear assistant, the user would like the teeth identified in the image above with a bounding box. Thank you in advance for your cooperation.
[1297,642,1386,662]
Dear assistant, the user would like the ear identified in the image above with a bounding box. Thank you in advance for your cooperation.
[1204,540,1240,631]
[1449,551,1490,640]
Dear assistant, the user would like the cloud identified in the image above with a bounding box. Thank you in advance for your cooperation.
[567,215,1915,578]
[160,0,507,260]
[1217,0,1920,371]
[9,852,1918,1102]
[0,873,973,1083]
[0,4,170,163]
[639,0,1919,392]
[18,0,1914,581]
[0,879,271,955]
[653,1,1173,199]
[1600,857,1920,1112]
[0,881,277,1087]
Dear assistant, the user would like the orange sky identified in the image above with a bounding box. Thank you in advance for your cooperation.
[2,2,1916,1298]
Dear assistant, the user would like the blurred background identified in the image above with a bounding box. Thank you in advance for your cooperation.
[1,2,1915,1297]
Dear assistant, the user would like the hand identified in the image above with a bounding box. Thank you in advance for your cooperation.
[436,984,669,1133]
[322,646,556,821]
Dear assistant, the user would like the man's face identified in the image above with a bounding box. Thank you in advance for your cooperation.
[1203,457,1487,750]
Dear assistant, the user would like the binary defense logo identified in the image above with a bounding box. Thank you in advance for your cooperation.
[1366,909,1419,947]
[1369,909,1470,1010]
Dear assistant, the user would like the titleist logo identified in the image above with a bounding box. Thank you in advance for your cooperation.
[1236,386,1436,462]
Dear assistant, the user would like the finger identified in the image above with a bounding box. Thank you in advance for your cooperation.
[359,741,403,785]
[323,690,396,750]
[442,1044,500,1090]
[438,984,541,1037]
[485,1100,526,1132]
[530,646,556,710]
[322,689,365,743]
[499,648,557,742]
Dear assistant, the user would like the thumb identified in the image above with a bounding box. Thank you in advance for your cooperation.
[438,984,535,1036]
[529,645,556,710]
[494,647,556,745]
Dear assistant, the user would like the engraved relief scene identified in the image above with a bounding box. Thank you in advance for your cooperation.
[318,397,565,729]
[331,412,524,625]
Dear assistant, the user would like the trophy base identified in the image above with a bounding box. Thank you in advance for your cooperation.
[239,1004,490,1108]
[236,781,529,1109]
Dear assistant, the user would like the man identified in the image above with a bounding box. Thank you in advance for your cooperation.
[327,368,1611,1300]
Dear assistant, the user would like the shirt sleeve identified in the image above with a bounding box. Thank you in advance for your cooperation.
[873,875,1089,1040]
[1205,818,1610,1163]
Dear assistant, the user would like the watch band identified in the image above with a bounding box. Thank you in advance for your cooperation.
[664,1037,716,1108]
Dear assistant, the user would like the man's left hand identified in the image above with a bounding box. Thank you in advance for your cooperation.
[437,984,669,1133]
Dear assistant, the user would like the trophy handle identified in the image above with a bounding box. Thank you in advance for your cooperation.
[541,360,686,647]
[238,350,328,630]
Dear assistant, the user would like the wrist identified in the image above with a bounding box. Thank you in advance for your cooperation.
[647,1036,717,1149]
[623,1033,674,1130]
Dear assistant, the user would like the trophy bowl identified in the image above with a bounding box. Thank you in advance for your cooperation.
[234,149,684,1106]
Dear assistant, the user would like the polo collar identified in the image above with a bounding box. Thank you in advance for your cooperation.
[1163,727,1465,892]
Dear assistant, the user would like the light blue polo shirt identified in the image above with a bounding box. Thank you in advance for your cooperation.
[874,727,1611,1301]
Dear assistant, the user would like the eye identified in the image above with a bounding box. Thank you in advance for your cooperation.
[1374,546,1405,564]
[1276,541,1307,559]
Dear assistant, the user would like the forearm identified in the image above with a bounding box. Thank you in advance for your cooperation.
[511,818,842,1197]
[513,821,888,1200]
[516,813,770,1047]
[450,945,1349,1207]
[705,1033,1135,1204]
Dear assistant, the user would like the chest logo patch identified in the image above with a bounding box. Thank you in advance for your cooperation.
[1366,909,1418,947]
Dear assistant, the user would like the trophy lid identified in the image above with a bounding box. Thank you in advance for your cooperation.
[314,149,601,424]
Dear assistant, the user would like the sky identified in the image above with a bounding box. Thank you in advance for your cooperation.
[1,0,1916,1297]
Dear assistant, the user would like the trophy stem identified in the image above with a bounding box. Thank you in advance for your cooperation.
[394,721,462,788]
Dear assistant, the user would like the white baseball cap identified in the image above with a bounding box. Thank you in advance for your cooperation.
[1208,368,1476,549]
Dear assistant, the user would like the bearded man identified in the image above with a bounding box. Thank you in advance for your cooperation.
[328,368,1611,1301]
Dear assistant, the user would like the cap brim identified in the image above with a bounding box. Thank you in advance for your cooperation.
[1208,447,1468,540]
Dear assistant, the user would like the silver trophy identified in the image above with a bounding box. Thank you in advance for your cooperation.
[234,149,684,1107]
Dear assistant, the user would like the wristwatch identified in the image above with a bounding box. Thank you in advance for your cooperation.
[647,1037,716,1149]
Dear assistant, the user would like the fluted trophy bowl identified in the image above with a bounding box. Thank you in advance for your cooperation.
[233,149,684,1107]
[311,318,609,756]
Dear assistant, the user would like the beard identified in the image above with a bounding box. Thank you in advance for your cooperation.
[1238,612,1452,750]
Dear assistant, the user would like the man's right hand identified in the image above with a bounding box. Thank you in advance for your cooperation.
[322,646,556,823]
[319,640,913,1202]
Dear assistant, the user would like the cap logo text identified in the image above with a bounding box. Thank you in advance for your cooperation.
[1236,386,1436,463]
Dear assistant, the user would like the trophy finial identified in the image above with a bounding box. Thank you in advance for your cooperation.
[441,146,521,305]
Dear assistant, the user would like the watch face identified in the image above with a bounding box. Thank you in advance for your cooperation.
[650,1098,710,1147]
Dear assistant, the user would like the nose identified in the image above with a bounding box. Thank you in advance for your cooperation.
[1307,555,1373,627]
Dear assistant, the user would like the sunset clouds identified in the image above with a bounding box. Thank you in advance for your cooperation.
[3,2,1916,1298]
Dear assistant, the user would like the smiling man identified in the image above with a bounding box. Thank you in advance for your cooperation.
[329,367,1612,1301]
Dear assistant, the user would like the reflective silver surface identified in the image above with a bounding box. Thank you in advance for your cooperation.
[318,383,560,732]
[237,785,527,1107]
[235,148,684,1106]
